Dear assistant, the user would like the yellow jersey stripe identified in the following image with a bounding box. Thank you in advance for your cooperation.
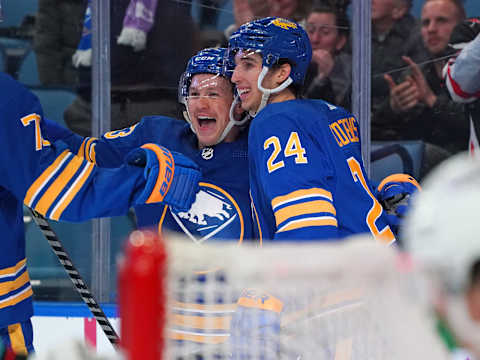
[33,155,84,215]
[84,138,96,163]
[89,142,97,164]
[0,259,26,278]
[50,161,94,220]
[278,216,338,233]
[77,138,87,158]
[8,323,28,355]
[168,330,229,344]
[0,271,30,297]
[272,188,333,209]
[250,191,262,246]
[0,286,33,309]
[170,314,231,330]
[274,200,336,226]
[24,150,70,207]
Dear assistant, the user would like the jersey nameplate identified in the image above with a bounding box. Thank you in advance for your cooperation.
[329,117,359,148]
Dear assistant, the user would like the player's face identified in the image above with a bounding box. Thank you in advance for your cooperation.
[421,0,460,56]
[306,12,345,53]
[231,50,268,114]
[187,74,236,147]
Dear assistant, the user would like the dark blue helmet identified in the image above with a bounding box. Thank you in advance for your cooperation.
[227,17,312,85]
[179,47,233,104]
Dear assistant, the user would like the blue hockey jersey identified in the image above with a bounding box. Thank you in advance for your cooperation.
[249,99,395,243]
[59,116,253,245]
[0,73,166,328]
[53,115,254,345]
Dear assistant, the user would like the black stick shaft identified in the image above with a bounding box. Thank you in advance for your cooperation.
[29,209,120,347]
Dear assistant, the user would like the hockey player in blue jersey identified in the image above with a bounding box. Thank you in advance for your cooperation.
[0,72,201,354]
[227,17,395,243]
[42,48,254,347]
[58,47,253,245]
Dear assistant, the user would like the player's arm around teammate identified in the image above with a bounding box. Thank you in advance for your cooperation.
[0,72,200,220]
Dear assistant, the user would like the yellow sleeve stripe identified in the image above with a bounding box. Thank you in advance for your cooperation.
[89,143,97,164]
[170,314,231,330]
[24,150,71,207]
[167,331,229,344]
[277,216,338,233]
[50,161,95,220]
[33,155,84,216]
[85,138,96,163]
[0,286,33,309]
[274,200,336,226]
[77,138,88,158]
[0,259,27,278]
[0,271,30,297]
[272,188,333,209]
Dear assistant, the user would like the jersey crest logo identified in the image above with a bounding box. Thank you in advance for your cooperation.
[271,18,297,30]
[170,182,244,244]
[201,147,214,160]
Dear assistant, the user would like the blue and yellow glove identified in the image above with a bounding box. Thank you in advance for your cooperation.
[376,173,421,236]
[126,143,201,211]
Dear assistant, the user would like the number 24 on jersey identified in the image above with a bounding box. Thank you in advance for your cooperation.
[264,132,308,173]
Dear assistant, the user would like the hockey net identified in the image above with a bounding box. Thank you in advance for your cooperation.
[119,231,450,360]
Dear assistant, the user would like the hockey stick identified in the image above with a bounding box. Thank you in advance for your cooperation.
[28,209,120,347]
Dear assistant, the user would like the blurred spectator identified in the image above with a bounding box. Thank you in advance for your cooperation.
[198,0,228,29]
[34,0,87,86]
[266,0,312,23]
[370,0,427,132]
[64,0,198,136]
[304,2,351,107]
[224,0,270,39]
[379,0,468,176]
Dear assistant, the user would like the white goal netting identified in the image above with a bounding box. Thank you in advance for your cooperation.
[160,234,449,360]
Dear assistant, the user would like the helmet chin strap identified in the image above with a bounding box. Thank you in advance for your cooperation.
[182,103,197,135]
[251,66,293,116]
[186,95,250,146]
[216,95,250,144]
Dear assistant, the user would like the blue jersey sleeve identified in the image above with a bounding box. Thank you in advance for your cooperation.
[0,73,154,222]
[63,120,151,167]
[250,112,339,241]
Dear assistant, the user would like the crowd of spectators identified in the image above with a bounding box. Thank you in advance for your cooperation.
[2,0,478,175]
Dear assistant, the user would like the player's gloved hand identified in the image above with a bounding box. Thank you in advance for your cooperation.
[376,173,421,236]
[125,143,201,211]
[230,288,283,360]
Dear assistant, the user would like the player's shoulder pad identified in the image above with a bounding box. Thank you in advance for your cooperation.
[140,115,190,134]
[0,72,34,107]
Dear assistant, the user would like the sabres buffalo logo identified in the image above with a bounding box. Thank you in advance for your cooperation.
[170,182,244,244]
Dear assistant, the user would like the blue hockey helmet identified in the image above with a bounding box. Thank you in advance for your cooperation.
[178,47,249,144]
[178,47,233,105]
[227,17,312,86]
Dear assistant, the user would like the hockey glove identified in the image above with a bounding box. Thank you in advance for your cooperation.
[126,143,201,211]
[230,288,283,360]
[376,173,421,236]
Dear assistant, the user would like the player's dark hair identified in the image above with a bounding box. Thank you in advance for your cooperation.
[272,59,303,98]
